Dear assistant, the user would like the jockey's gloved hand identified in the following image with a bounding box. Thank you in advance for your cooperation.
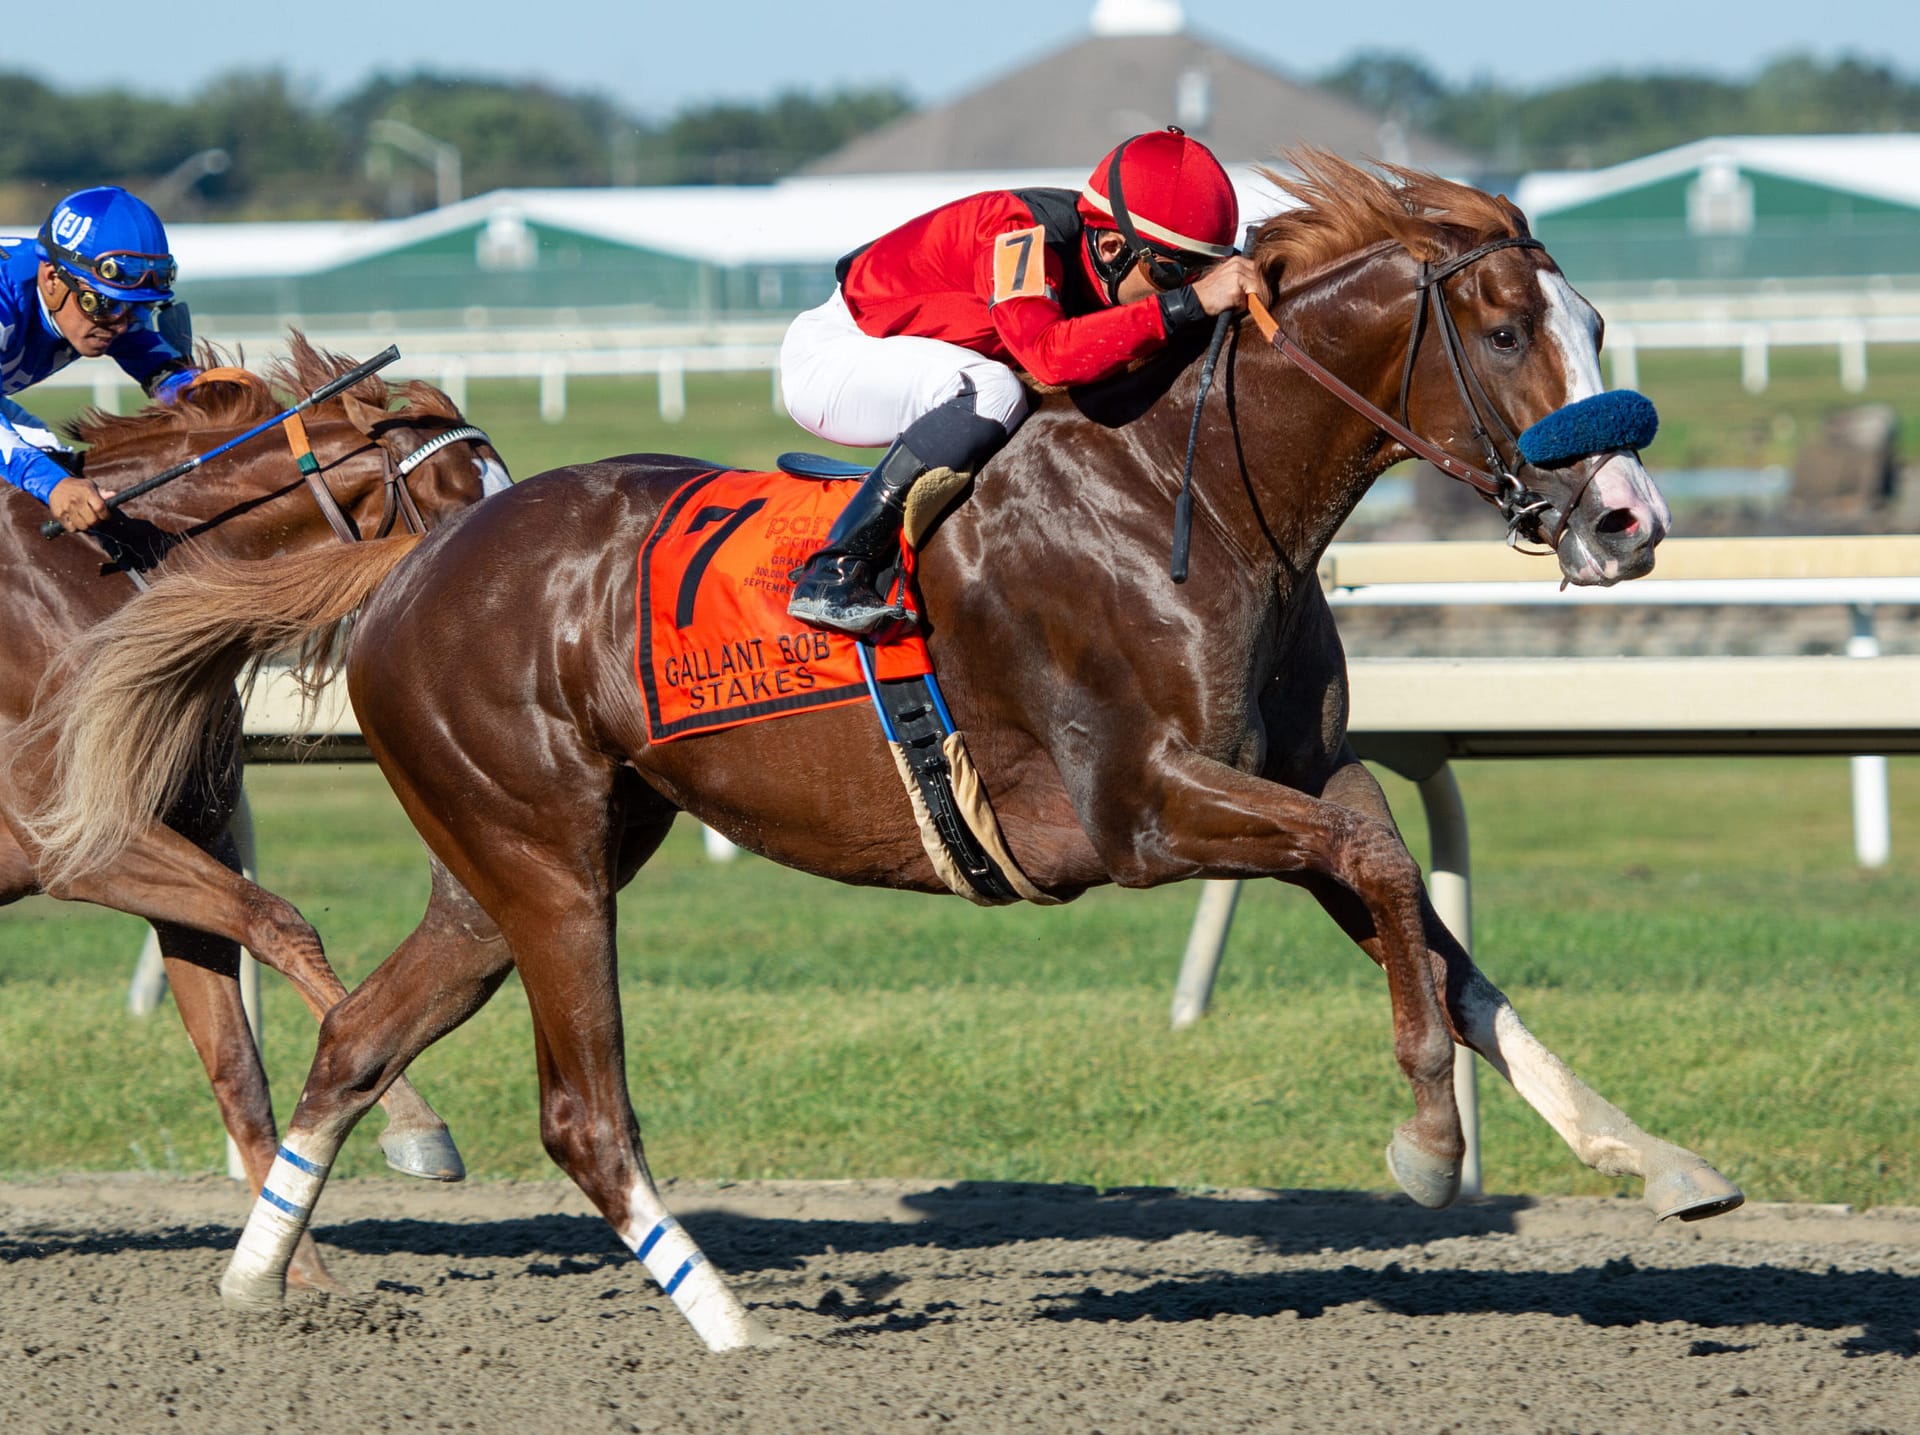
[150,367,201,406]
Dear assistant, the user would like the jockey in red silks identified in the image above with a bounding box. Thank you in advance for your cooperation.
[781,126,1270,636]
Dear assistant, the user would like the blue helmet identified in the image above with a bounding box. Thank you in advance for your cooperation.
[38,186,177,304]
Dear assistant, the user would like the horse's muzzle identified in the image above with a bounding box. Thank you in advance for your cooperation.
[1554,452,1670,586]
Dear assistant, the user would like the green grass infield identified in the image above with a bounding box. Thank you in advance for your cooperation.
[2,757,1914,1210]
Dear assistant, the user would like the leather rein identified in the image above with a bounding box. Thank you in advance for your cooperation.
[201,366,491,545]
[1243,235,1593,553]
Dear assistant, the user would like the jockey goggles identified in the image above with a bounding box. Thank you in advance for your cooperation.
[51,267,144,323]
[39,222,177,296]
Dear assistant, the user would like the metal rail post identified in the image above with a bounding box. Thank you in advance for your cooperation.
[1416,764,1481,1198]
[1169,879,1241,1030]
[1848,603,1891,868]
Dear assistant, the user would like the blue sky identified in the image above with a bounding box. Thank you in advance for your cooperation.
[18,0,1916,116]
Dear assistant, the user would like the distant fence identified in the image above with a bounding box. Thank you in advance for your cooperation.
[33,304,1920,421]
[1606,315,1920,394]
[36,331,789,424]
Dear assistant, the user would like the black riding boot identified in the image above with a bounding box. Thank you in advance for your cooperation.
[786,437,926,635]
[789,382,1011,635]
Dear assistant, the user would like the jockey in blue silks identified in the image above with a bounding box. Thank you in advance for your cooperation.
[1,186,199,533]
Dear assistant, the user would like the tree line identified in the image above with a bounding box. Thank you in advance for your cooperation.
[1,50,1913,221]
[0,70,912,219]
[1318,50,1920,172]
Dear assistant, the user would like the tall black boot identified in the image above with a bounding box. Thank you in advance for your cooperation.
[786,437,926,635]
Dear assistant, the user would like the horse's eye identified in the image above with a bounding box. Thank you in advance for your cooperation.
[1488,327,1520,353]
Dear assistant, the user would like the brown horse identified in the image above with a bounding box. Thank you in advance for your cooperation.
[32,157,1741,1351]
[1,337,507,1289]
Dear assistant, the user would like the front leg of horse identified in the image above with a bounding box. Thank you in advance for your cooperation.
[1453,966,1743,1220]
[1308,757,1742,1221]
[50,823,465,1182]
[1111,756,1468,1208]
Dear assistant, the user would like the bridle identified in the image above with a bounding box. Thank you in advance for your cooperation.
[75,368,496,590]
[293,420,494,545]
[1244,234,1597,553]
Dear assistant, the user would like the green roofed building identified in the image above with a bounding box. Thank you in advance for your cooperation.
[1516,135,1920,290]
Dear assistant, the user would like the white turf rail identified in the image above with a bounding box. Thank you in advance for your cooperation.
[1350,654,1920,758]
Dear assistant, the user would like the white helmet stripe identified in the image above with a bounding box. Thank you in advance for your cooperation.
[1078,185,1237,258]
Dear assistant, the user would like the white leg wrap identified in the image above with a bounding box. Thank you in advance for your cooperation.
[224,1137,332,1302]
[622,1208,765,1352]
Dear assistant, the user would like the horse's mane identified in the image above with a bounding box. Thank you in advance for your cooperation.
[1251,148,1529,287]
[66,331,463,449]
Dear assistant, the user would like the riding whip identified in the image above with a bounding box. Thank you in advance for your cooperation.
[1169,311,1231,584]
[41,344,403,539]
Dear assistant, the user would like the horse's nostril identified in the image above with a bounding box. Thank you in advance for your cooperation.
[1595,508,1640,537]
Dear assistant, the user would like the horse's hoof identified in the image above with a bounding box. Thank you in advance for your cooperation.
[710,1316,786,1353]
[380,1125,466,1182]
[1386,1129,1461,1210]
[219,1266,286,1313]
[1645,1156,1745,1222]
[286,1249,350,1297]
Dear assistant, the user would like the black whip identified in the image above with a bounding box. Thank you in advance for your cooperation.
[1170,310,1232,584]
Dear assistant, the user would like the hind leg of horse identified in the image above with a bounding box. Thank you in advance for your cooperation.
[222,860,514,1309]
[153,921,344,1292]
[36,819,464,1181]
[506,892,779,1352]
[1299,756,1742,1220]
[0,823,36,901]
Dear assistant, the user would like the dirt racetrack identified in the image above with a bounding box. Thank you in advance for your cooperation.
[2,1174,1916,1434]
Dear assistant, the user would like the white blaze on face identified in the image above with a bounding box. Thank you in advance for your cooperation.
[1537,270,1607,404]
[474,454,513,497]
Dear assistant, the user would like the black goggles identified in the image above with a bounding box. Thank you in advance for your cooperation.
[53,267,143,322]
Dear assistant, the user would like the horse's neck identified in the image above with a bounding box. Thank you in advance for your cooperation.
[1088,289,1412,595]
[1223,303,1412,572]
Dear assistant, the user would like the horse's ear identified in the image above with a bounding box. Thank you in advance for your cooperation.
[1496,194,1533,239]
[339,390,390,435]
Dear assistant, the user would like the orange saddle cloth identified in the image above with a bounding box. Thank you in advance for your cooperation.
[634,467,932,743]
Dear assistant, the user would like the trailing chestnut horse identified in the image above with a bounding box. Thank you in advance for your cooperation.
[2,337,508,1289]
[32,157,1742,1350]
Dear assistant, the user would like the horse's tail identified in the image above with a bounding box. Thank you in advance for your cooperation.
[19,533,427,888]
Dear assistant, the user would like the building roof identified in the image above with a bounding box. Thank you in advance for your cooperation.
[805,22,1476,177]
[1517,134,1920,218]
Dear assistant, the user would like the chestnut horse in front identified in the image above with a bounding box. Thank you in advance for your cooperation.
[1,339,508,1288]
[32,158,1740,1351]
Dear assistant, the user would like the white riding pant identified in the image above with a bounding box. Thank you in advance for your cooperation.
[779,288,1029,449]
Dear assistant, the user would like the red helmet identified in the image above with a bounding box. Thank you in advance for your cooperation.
[1078,127,1238,264]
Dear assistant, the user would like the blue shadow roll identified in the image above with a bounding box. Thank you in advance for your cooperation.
[1517,390,1659,467]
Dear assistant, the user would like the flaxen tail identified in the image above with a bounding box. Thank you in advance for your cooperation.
[19,533,426,888]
